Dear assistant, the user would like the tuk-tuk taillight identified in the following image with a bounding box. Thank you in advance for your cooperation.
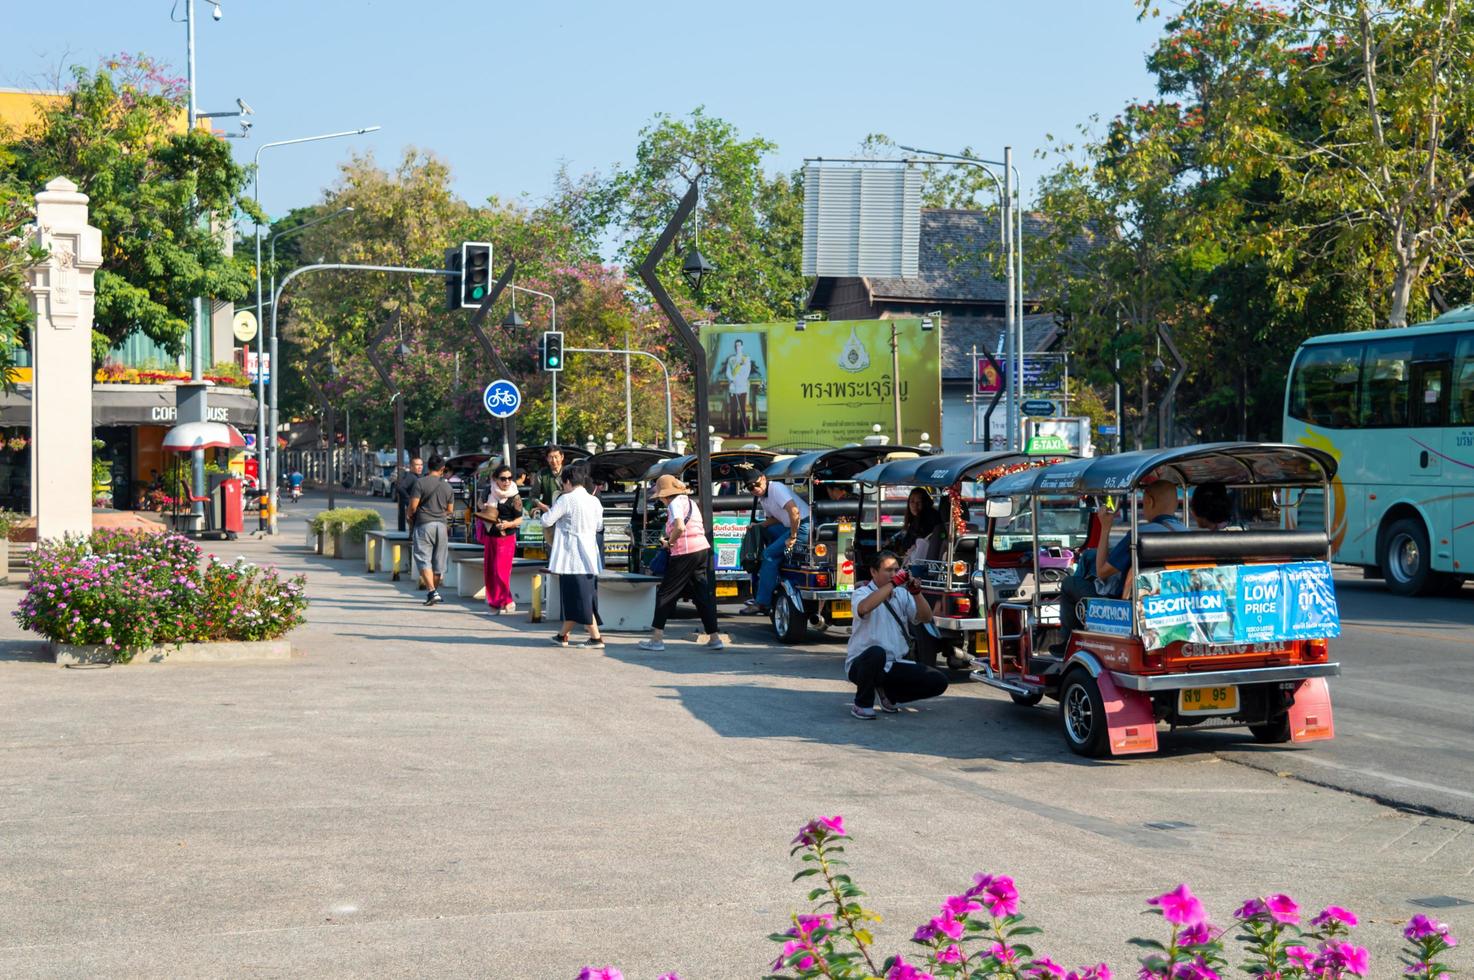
[1304,638,1329,662]
[952,560,968,577]
[953,596,972,615]
[814,543,828,558]
[1142,650,1165,672]
[815,573,829,588]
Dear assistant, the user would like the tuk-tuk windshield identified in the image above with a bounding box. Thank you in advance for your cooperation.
[991,497,1091,553]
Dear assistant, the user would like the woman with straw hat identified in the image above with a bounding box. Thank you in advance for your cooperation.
[638,474,723,652]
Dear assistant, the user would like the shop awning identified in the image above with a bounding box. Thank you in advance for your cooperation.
[0,384,259,428]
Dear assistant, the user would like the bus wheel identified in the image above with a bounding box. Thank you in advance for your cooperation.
[1059,669,1107,757]
[1381,517,1443,596]
[1249,714,1291,743]
[772,594,808,645]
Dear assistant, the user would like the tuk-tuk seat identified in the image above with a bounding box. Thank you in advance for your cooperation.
[815,525,840,543]
[811,499,863,520]
[955,535,981,559]
[1135,529,1328,567]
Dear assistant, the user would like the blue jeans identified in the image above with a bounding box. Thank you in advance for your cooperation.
[756,520,809,606]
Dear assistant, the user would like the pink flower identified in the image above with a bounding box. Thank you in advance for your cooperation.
[794,914,832,938]
[1405,914,1456,946]
[966,872,995,898]
[576,969,622,980]
[1169,959,1219,980]
[1179,922,1213,946]
[912,922,938,943]
[1312,906,1359,928]
[942,894,983,917]
[1065,966,1112,980]
[1328,942,1369,975]
[1286,946,1317,970]
[980,875,1020,917]
[887,958,936,980]
[936,944,964,964]
[1265,893,1299,925]
[1149,884,1207,926]
[930,910,965,941]
[816,814,845,836]
[988,943,1020,966]
[772,940,816,971]
[656,974,682,980]
[1027,956,1066,978]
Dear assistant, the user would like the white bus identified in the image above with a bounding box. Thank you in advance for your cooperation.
[1284,306,1474,595]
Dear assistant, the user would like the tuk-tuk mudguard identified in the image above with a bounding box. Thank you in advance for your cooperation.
[1067,652,1158,755]
[1288,677,1334,743]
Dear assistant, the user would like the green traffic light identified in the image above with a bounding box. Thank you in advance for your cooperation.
[548,356,560,367]
[471,286,485,299]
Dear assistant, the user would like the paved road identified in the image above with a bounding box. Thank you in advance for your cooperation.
[0,496,1469,976]
[316,490,1474,819]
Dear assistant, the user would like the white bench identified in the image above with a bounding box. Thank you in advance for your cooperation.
[440,543,483,589]
[454,555,546,607]
[545,569,662,632]
[364,530,412,577]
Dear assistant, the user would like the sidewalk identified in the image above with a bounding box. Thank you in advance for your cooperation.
[0,506,1468,977]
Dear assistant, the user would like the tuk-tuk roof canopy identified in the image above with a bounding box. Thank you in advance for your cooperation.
[586,448,677,485]
[641,449,780,483]
[766,445,926,483]
[985,442,1338,497]
[853,451,1036,488]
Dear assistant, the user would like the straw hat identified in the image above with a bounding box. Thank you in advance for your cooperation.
[653,474,691,500]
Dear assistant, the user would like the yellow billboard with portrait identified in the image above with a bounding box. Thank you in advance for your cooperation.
[702,319,941,448]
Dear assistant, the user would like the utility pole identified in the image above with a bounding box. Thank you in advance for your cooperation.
[890,321,903,444]
[624,330,633,445]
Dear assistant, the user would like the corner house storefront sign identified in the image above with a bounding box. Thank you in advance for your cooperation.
[0,383,259,428]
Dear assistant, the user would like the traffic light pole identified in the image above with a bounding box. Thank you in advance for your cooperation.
[465,262,518,463]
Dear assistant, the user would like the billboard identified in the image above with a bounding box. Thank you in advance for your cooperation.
[1136,561,1341,650]
[701,320,941,449]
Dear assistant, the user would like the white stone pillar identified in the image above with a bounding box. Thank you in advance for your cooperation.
[28,178,102,541]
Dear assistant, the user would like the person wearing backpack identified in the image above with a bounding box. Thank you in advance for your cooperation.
[845,550,948,720]
[639,475,723,652]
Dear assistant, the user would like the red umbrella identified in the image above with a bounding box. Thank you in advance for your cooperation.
[161,421,247,453]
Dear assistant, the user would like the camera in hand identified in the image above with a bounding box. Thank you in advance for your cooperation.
[890,569,909,587]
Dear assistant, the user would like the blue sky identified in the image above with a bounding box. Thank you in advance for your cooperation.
[9,1,1164,226]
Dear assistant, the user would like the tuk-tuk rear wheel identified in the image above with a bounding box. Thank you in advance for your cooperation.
[1249,714,1292,743]
[772,594,808,645]
[1060,670,1107,757]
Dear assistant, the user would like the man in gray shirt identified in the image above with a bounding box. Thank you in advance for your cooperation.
[408,454,455,605]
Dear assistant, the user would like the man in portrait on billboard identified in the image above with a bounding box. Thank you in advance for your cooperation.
[725,339,756,438]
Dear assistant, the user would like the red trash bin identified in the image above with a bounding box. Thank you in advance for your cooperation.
[219,477,244,535]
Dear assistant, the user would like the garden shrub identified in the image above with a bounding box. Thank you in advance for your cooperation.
[14,529,307,660]
[309,508,383,542]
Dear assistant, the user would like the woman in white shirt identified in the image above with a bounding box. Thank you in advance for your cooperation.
[540,462,605,648]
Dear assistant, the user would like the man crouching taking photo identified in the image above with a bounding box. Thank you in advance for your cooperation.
[846,551,950,720]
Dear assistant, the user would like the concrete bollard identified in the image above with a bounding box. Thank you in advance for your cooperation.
[391,543,402,582]
[530,574,543,623]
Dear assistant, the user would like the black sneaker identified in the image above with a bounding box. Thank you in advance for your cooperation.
[424,590,443,606]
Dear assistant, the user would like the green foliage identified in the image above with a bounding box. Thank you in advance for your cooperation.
[309,507,383,543]
[0,56,261,358]
[0,180,47,391]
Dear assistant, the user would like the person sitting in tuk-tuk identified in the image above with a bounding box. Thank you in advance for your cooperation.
[739,471,811,615]
[823,483,854,502]
[1056,480,1187,651]
[886,488,941,566]
[1190,481,1236,530]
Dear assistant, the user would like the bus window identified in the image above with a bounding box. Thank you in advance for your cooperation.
[1289,342,1362,427]
[1360,339,1414,427]
[1411,359,1451,427]
[1454,334,1474,425]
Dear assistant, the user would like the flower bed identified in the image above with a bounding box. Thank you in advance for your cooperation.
[575,817,1462,980]
[13,529,307,662]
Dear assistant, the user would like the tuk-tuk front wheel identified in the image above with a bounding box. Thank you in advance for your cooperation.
[1059,670,1107,758]
[772,594,808,645]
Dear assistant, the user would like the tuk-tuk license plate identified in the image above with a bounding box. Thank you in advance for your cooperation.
[1178,686,1238,715]
[828,600,851,621]
[715,584,738,598]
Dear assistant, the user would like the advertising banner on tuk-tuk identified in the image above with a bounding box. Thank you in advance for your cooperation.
[1136,560,1341,650]
[701,320,941,449]
[711,513,751,574]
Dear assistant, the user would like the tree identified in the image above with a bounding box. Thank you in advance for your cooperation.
[597,109,807,324]
[0,178,47,390]
[1,55,261,358]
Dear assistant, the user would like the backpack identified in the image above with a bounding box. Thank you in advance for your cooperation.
[739,521,766,574]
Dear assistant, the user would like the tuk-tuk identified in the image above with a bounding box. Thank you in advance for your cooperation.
[632,450,780,601]
[977,442,1342,757]
[765,445,928,644]
[474,445,591,560]
[848,452,1044,662]
[586,448,677,569]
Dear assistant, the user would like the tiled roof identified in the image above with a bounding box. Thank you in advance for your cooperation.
[938,313,1062,381]
[866,209,1071,304]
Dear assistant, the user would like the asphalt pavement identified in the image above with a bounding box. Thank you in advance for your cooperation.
[0,491,1468,977]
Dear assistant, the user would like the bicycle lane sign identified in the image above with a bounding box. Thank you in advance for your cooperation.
[482,379,521,419]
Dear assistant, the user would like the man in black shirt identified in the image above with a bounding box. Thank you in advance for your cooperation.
[408,454,455,605]
[394,456,424,532]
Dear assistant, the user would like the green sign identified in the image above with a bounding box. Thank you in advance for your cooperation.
[711,513,751,572]
[1026,435,1071,455]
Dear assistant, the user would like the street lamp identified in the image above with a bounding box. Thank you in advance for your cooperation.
[501,307,527,329]
[507,284,557,441]
[681,245,715,294]
[252,126,380,531]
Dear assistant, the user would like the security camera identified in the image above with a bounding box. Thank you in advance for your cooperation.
[212,2,222,20]
[239,119,253,134]
[236,97,254,116]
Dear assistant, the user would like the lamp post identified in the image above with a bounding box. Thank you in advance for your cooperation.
[897,144,1024,450]
[253,127,379,529]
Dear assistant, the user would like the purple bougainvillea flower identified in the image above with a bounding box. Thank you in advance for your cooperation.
[1265,893,1300,925]
[1026,956,1066,978]
[576,968,622,980]
[1404,914,1458,947]
[1234,898,1267,921]
[1179,922,1213,946]
[912,921,939,943]
[931,910,966,941]
[1312,905,1359,928]
[1286,946,1317,970]
[887,958,937,980]
[980,875,1020,917]
[1149,884,1207,926]
[966,872,995,898]
[942,894,984,917]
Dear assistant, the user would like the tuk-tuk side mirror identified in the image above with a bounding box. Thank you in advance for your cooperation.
[985,498,1014,520]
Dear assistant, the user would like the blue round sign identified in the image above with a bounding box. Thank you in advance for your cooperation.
[482,379,521,419]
